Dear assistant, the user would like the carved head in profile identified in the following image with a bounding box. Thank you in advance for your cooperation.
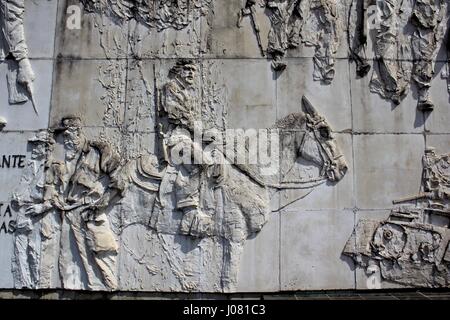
[61,117,83,160]
[28,131,55,160]
[169,59,197,87]
[301,96,348,183]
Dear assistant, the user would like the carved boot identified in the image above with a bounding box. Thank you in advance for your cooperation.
[417,100,434,112]
[417,88,434,112]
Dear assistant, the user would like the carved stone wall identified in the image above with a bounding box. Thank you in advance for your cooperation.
[0,0,449,292]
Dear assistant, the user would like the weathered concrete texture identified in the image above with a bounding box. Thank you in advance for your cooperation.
[128,15,205,59]
[118,225,230,292]
[0,131,37,289]
[204,0,272,58]
[55,0,129,59]
[50,59,127,128]
[426,135,450,155]
[277,59,352,132]
[280,210,355,291]
[124,60,158,134]
[279,133,353,211]
[350,62,426,134]
[23,0,58,59]
[215,59,277,130]
[0,60,52,131]
[1,0,450,294]
[237,212,280,292]
[0,132,35,197]
[354,134,425,209]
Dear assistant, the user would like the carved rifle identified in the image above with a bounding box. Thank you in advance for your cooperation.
[26,82,38,115]
[348,0,370,77]
[237,0,265,56]
[392,192,433,204]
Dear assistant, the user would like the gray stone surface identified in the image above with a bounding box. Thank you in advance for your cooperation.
[354,134,425,209]
[0,0,449,294]
[50,59,127,128]
[280,210,355,291]
[350,62,426,134]
[237,212,280,292]
[277,59,352,132]
[55,0,129,59]
[0,60,52,131]
[217,59,277,130]
[24,0,58,59]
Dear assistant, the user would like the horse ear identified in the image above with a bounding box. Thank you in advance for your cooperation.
[301,96,318,116]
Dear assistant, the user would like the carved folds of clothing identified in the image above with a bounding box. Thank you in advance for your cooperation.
[410,0,447,107]
[422,151,450,199]
[59,139,121,290]
[266,0,339,82]
[82,0,212,31]
[369,0,407,103]
[348,0,370,77]
[266,0,292,58]
[0,0,28,61]
[369,0,448,108]
[11,158,46,289]
[0,0,31,104]
[159,131,217,238]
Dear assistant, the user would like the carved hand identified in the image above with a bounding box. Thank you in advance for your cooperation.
[25,203,47,216]
[17,58,36,86]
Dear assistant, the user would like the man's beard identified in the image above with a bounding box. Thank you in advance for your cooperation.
[65,143,79,160]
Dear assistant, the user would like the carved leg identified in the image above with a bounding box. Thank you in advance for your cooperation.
[12,231,32,288]
[64,211,100,290]
[39,236,58,288]
[27,223,41,288]
[39,211,61,288]
[221,240,244,293]
[85,214,119,290]
[412,30,438,112]
[93,252,118,290]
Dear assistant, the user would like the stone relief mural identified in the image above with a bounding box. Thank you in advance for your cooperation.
[81,0,212,31]
[344,148,450,288]
[368,0,448,112]
[0,0,449,293]
[242,0,450,111]
[7,52,348,291]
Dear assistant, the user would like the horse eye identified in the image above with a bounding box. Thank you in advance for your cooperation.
[319,128,330,138]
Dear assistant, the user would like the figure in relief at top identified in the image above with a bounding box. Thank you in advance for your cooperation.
[410,0,447,112]
[240,0,340,82]
[81,0,213,31]
[0,0,37,113]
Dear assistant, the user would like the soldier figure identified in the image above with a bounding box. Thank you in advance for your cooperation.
[11,131,55,288]
[57,117,122,290]
[411,0,447,112]
[158,60,220,238]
